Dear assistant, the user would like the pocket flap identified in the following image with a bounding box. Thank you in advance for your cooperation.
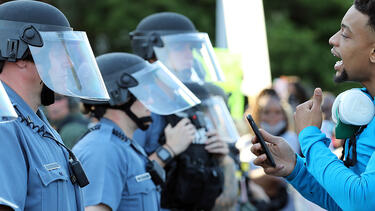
[36,165,68,186]
[126,173,155,194]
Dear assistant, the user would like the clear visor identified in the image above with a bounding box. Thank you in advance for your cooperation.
[199,96,239,143]
[128,61,201,115]
[29,31,109,101]
[153,33,225,84]
[0,81,17,122]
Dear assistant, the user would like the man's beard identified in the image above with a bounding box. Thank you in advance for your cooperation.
[334,69,349,83]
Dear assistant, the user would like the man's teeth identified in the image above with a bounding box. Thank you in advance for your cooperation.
[335,60,343,66]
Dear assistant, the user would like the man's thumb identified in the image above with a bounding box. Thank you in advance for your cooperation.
[259,129,279,144]
[312,88,323,111]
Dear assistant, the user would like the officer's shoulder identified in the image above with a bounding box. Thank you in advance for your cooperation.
[76,124,130,150]
[0,119,24,136]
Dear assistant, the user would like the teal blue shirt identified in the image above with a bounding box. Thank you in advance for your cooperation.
[286,120,375,210]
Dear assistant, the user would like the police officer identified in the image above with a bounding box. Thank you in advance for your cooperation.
[0,1,109,210]
[72,52,200,211]
[130,11,228,164]
[130,12,231,210]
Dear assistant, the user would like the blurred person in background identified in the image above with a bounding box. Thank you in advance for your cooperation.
[320,91,336,141]
[287,81,309,112]
[273,76,309,112]
[251,88,300,155]
[250,0,375,209]
[45,94,90,149]
[320,91,345,154]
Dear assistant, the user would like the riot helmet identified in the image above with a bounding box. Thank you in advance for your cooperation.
[0,81,17,122]
[83,52,200,129]
[130,12,225,84]
[174,82,239,143]
[0,0,109,104]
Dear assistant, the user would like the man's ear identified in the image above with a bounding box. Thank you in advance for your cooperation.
[15,60,27,69]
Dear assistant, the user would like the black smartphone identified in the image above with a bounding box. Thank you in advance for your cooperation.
[246,114,276,167]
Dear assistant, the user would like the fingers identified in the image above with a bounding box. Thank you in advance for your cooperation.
[253,153,284,173]
[251,129,280,145]
[205,138,229,155]
[250,143,264,156]
[205,130,217,138]
[311,88,323,112]
[296,99,313,111]
[253,153,267,166]
[175,118,191,127]
[258,129,280,145]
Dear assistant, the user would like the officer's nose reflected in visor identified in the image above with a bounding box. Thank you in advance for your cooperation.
[153,33,225,83]
[29,31,109,101]
[128,61,200,115]
[0,81,17,122]
[199,96,239,143]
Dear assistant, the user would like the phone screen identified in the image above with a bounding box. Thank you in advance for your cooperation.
[246,114,276,167]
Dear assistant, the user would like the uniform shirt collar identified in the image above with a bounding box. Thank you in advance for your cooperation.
[3,82,57,136]
[100,118,125,135]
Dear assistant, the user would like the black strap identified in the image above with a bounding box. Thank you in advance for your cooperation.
[340,125,367,167]
[111,94,151,131]
[14,106,78,161]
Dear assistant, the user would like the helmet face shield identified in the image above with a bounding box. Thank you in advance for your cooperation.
[0,81,17,122]
[128,61,200,115]
[199,96,239,143]
[153,33,225,83]
[29,31,109,101]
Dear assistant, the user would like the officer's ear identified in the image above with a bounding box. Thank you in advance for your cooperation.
[15,60,27,69]
[370,45,375,63]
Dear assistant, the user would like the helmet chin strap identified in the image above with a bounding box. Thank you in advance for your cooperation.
[112,95,152,131]
[41,84,55,106]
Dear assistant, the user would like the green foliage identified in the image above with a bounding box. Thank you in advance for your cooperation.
[51,0,215,55]
[47,0,359,95]
[264,0,359,95]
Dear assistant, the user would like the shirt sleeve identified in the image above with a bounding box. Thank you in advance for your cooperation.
[285,154,340,210]
[298,126,375,210]
[74,140,127,211]
[0,122,28,211]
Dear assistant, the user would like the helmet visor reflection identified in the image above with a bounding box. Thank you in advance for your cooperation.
[29,31,109,101]
[128,61,201,115]
[153,33,225,83]
[199,96,239,143]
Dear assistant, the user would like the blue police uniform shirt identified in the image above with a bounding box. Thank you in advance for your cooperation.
[285,89,375,211]
[73,118,160,211]
[0,83,83,211]
[133,113,166,154]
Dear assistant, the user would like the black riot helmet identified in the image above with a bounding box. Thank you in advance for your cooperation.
[0,0,109,105]
[83,52,200,129]
[130,12,196,60]
[0,0,70,62]
[130,12,224,84]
